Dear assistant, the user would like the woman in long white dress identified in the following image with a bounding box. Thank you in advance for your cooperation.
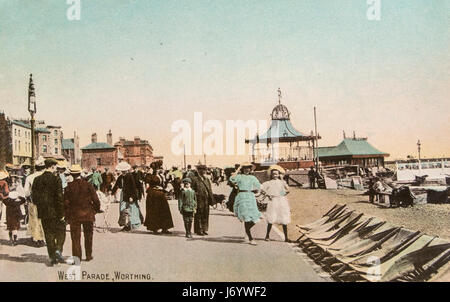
[261,165,291,242]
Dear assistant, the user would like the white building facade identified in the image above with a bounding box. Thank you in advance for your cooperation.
[11,120,32,166]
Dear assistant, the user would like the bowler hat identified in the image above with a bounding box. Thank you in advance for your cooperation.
[44,158,58,167]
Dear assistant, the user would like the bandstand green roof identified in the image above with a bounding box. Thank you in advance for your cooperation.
[246,102,315,144]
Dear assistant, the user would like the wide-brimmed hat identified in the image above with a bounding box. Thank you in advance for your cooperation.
[70,164,82,174]
[21,164,31,169]
[116,161,131,172]
[8,191,19,200]
[240,162,255,170]
[267,165,286,176]
[57,161,67,169]
[0,170,9,180]
[36,156,45,167]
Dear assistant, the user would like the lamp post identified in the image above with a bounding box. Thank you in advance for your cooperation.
[28,74,37,173]
[417,139,421,175]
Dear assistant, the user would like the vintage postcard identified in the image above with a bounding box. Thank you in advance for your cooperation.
[0,0,449,289]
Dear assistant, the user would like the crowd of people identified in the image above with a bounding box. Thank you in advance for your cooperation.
[0,158,293,267]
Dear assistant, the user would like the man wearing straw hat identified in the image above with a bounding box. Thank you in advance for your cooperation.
[32,158,66,266]
[24,156,46,247]
[64,164,101,262]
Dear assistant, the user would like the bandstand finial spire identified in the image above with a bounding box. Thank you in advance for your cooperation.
[277,87,282,105]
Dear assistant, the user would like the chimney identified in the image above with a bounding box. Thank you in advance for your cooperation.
[107,129,112,146]
[91,133,97,143]
[134,136,140,144]
[343,130,346,139]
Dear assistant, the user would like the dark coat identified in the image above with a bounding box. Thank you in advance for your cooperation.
[64,178,101,224]
[0,180,9,201]
[178,188,197,213]
[144,187,174,231]
[3,197,26,230]
[190,173,214,215]
[101,172,115,192]
[133,171,144,197]
[32,171,64,220]
[112,173,138,202]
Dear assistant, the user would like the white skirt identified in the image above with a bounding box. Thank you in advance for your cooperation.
[265,196,291,225]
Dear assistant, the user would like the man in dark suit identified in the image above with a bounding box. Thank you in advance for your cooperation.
[308,167,316,189]
[32,158,66,266]
[64,164,101,262]
[189,165,214,236]
[132,165,144,201]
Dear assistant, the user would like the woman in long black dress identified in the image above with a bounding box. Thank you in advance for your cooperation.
[144,175,174,234]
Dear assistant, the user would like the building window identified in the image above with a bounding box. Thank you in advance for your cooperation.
[19,141,21,151]
[14,140,17,151]
[55,147,58,155]
[54,130,58,136]
[43,135,47,142]
[18,129,20,137]
[54,138,58,145]
[43,145,47,153]
[96,158,101,166]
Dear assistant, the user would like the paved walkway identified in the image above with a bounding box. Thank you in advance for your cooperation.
[0,183,328,282]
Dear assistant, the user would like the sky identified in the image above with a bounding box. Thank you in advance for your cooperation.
[0,0,449,167]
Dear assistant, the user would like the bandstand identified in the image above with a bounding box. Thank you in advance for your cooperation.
[245,89,320,170]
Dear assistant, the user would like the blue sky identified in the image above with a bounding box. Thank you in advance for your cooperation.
[0,0,448,166]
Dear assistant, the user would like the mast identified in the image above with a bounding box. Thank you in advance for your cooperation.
[314,107,319,171]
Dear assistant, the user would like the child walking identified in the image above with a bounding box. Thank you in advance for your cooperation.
[261,165,291,242]
[3,191,26,246]
[178,178,197,238]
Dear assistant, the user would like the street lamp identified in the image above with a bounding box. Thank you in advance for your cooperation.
[417,139,421,174]
[28,74,37,173]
